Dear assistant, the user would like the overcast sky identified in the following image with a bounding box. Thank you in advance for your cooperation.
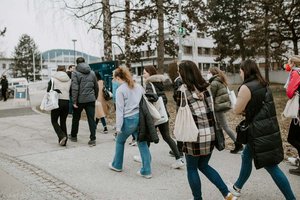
[0,0,103,57]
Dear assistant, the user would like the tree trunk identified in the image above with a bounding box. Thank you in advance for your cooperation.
[157,0,164,73]
[125,0,131,68]
[293,38,299,55]
[103,0,112,61]
[264,5,269,82]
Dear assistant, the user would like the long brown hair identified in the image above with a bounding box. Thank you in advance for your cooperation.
[114,66,135,89]
[209,67,228,86]
[144,66,158,76]
[240,60,268,86]
[178,60,209,92]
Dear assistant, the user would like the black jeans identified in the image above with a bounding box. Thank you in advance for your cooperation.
[288,119,300,156]
[71,101,96,141]
[51,99,69,141]
[1,88,7,101]
[157,121,181,160]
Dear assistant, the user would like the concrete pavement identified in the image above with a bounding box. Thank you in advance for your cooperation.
[0,88,299,200]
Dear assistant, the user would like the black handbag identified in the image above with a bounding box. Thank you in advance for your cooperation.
[214,123,225,151]
[103,87,112,101]
[236,119,249,144]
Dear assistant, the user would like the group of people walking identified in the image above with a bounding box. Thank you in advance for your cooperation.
[47,57,109,147]
[46,56,299,200]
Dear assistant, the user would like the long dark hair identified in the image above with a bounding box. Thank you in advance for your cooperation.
[240,60,268,86]
[95,71,102,81]
[178,60,209,92]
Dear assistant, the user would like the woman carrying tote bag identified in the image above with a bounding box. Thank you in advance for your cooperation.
[175,60,236,200]
[142,65,184,169]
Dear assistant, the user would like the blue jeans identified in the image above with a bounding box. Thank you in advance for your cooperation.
[185,153,229,200]
[112,113,152,175]
[235,145,296,200]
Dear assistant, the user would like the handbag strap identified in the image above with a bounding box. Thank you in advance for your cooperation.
[50,78,54,91]
[180,90,188,107]
[149,82,157,94]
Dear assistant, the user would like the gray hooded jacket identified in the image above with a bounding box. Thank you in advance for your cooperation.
[72,62,99,104]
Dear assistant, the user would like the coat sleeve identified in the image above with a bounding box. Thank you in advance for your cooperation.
[209,81,218,100]
[71,72,79,105]
[286,70,300,99]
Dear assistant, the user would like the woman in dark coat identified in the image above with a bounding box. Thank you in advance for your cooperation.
[228,60,296,200]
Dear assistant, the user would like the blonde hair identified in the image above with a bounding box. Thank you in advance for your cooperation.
[290,55,300,66]
[209,66,228,86]
[114,66,135,89]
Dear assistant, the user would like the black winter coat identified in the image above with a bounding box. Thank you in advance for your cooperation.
[244,78,283,169]
[138,96,159,143]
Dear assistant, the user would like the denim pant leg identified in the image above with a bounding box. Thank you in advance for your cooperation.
[185,154,203,200]
[84,102,96,141]
[136,132,152,176]
[215,112,236,142]
[198,154,229,197]
[265,165,296,200]
[112,114,139,170]
[235,144,253,189]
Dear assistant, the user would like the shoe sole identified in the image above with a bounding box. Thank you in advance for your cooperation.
[59,137,67,146]
[137,171,152,179]
[109,163,122,172]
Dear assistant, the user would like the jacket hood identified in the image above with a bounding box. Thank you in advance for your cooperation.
[208,75,221,83]
[76,63,91,74]
[52,71,70,82]
[145,74,165,83]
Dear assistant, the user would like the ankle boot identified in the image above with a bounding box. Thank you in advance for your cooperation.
[289,166,300,176]
[230,142,243,154]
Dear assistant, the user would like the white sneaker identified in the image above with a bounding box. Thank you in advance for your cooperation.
[224,193,238,200]
[288,157,300,166]
[133,155,142,163]
[227,182,241,197]
[108,162,122,172]
[171,158,185,169]
[137,170,152,179]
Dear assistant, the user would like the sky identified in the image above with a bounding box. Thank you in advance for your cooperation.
[0,0,103,57]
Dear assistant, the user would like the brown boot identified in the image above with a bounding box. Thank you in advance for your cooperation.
[289,166,300,176]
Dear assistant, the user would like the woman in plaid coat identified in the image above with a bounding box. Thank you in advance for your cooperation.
[176,60,235,200]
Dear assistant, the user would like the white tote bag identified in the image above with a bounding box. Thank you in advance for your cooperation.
[149,83,169,125]
[40,78,59,111]
[283,93,299,119]
[173,90,199,142]
[227,87,237,108]
[143,95,161,121]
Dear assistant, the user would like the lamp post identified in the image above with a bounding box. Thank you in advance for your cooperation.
[178,0,183,61]
[72,39,77,64]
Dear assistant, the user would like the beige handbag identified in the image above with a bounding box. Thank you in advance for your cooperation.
[173,90,199,142]
[283,92,299,119]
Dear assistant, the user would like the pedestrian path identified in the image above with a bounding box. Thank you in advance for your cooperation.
[0,91,299,200]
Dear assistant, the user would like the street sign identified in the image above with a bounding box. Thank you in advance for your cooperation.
[14,85,29,102]
[178,27,186,35]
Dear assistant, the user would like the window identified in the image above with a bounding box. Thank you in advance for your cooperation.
[2,63,6,69]
[203,63,210,71]
[204,48,210,55]
[197,32,205,38]
[183,46,193,55]
[198,47,203,55]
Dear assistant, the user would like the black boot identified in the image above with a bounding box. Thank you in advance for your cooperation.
[289,166,300,176]
[230,142,243,154]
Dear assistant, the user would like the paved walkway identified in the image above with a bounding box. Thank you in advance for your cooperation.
[0,89,299,200]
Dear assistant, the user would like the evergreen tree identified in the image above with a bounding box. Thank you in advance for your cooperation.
[13,34,41,81]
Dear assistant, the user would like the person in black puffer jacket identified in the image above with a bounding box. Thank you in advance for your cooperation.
[228,60,296,200]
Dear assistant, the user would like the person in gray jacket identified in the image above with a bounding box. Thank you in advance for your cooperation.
[69,57,99,146]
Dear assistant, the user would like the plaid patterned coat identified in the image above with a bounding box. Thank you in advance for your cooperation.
[176,85,216,156]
